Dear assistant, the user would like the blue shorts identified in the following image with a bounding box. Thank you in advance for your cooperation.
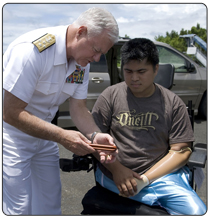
[95,166,206,215]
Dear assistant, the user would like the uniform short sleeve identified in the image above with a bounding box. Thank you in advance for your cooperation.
[3,43,42,103]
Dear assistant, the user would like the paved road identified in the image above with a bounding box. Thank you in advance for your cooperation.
[59,117,207,215]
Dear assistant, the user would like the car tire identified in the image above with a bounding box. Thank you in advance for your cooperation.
[199,92,207,120]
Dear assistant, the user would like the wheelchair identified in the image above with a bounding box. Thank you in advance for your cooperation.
[59,64,207,215]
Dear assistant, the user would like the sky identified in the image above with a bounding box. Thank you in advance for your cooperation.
[2,2,207,53]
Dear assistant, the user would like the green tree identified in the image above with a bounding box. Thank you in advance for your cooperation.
[154,23,206,54]
[124,34,130,38]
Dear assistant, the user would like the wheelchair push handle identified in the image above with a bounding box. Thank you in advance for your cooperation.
[89,143,117,151]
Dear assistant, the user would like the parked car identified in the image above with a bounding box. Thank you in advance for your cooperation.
[52,39,207,128]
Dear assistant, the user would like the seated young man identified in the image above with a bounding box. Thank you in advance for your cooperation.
[91,38,206,215]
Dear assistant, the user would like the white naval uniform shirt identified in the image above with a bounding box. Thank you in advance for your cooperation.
[3,25,90,177]
[3,25,90,126]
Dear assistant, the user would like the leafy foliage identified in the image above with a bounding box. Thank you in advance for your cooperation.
[154,23,207,54]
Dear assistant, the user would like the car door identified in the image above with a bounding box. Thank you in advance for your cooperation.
[87,54,110,111]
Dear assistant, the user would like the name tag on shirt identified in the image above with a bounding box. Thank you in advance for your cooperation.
[66,65,85,84]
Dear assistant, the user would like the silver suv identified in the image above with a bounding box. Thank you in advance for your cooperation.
[53,39,207,128]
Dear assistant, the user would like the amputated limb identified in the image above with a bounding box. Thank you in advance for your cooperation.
[144,146,192,184]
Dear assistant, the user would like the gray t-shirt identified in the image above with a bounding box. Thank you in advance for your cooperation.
[92,82,194,179]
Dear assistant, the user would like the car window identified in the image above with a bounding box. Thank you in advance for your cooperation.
[90,54,108,72]
[157,45,188,73]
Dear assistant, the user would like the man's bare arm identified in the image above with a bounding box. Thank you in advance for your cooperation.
[69,97,101,139]
[3,90,95,156]
[69,97,117,163]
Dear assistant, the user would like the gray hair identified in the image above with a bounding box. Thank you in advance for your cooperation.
[73,7,119,43]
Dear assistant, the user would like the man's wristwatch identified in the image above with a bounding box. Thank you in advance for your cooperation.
[91,132,99,143]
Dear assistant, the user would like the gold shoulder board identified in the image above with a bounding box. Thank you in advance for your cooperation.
[32,33,56,52]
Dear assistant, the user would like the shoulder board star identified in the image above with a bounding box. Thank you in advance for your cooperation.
[32,33,56,53]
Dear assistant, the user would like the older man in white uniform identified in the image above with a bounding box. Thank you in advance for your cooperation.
[3,7,119,215]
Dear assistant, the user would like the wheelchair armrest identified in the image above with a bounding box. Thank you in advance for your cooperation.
[188,143,207,168]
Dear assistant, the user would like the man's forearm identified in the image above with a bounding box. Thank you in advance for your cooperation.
[3,90,97,156]
[69,97,101,139]
[4,108,66,144]
[3,90,63,142]
[3,105,97,156]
